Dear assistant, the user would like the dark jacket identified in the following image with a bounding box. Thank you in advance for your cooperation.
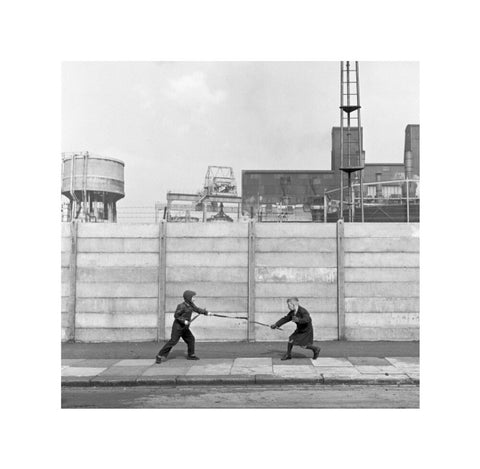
[275,305,314,346]
[174,290,208,326]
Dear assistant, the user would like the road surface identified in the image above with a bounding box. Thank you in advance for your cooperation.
[62,384,419,408]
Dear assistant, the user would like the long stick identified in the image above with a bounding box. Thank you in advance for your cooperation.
[210,313,284,331]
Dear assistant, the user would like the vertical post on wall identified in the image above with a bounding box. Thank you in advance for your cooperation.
[67,220,78,342]
[406,179,410,223]
[323,189,327,223]
[336,219,346,340]
[157,220,167,341]
[247,220,256,342]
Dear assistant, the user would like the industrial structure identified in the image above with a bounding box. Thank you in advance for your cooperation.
[242,124,419,222]
[163,166,243,222]
[338,61,365,222]
[61,152,125,222]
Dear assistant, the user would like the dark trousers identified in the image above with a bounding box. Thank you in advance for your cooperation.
[157,321,195,357]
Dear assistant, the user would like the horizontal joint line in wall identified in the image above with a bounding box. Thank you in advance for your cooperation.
[76,296,159,300]
[167,249,248,254]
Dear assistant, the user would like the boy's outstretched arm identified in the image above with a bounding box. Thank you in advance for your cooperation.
[270,314,291,329]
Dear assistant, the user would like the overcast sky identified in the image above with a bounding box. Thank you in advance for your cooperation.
[62,61,419,206]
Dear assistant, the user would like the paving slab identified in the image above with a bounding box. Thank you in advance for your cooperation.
[114,359,156,367]
[234,358,272,366]
[186,363,233,375]
[348,357,390,366]
[314,367,362,376]
[231,366,273,375]
[310,357,354,367]
[152,359,193,367]
[97,366,150,377]
[273,365,317,376]
[141,366,189,376]
[386,357,419,366]
[356,365,407,375]
[190,358,234,365]
[272,358,312,366]
[69,359,120,368]
[61,367,107,377]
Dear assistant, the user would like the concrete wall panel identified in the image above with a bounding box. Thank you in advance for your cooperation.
[345,282,419,298]
[167,223,248,238]
[255,297,337,313]
[61,237,71,253]
[345,253,419,268]
[344,223,419,238]
[255,267,336,283]
[77,267,158,283]
[345,268,419,283]
[76,282,158,298]
[256,252,337,268]
[77,253,158,267]
[345,327,419,341]
[255,282,337,298]
[345,237,419,252]
[167,267,247,282]
[167,237,247,252]
[345,297,419,313]
[256,238,336,252]
[256,224,337,237]
[75,328,157,342]
[78,238,159,253]
[345,312,419,327]
[166,252,247,267]
[166,281,247,298]
[76,313,157,328]
[61,252,70,267]
[78,223,159,238]
[76,298,158,314]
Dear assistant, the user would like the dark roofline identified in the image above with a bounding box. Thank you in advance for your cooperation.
[365,163,404,167]
[242,170,335,174]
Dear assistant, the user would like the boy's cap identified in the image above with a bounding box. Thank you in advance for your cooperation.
[183,290,196,302]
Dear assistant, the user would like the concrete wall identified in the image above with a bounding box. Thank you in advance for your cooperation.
[61,222,419,343]
[254,223,338,342]
[344,223,419,340]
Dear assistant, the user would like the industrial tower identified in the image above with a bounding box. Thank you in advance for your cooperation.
[339,61,365,222]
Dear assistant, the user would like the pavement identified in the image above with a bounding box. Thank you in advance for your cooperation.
[61,341,419,387]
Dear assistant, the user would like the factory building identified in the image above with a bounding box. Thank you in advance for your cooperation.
[242,124,419,221]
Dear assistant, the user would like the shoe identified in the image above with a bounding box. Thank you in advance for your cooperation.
[155,355,164,364]
[281,354,292,361]
[312,347,321,360]
[187,355,200,360]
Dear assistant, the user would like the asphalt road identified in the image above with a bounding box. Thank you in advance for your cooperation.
[62,384,419,408]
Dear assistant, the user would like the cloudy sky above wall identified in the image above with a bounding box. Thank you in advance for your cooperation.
[62,61,419,206]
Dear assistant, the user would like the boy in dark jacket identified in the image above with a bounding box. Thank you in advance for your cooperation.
[271,297,321,360]
[155,290,210,364]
